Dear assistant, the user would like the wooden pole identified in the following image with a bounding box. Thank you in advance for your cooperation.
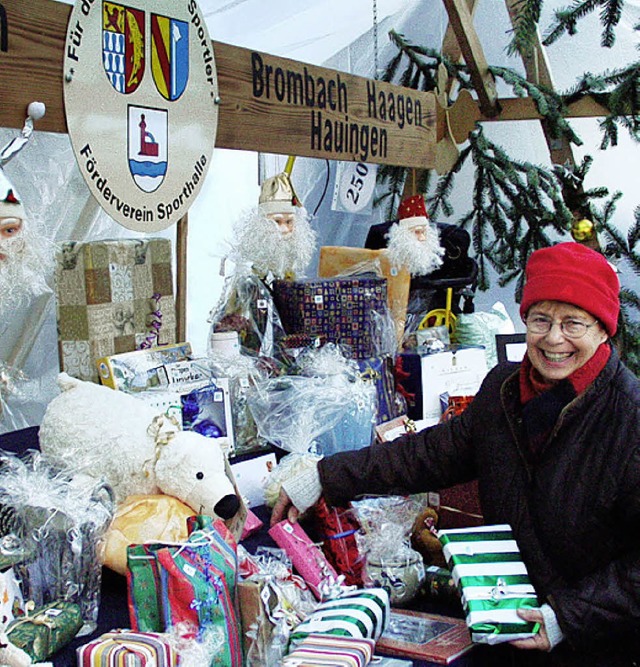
[175,214,188,343]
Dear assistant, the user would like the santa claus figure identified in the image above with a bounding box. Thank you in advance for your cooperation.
[0,161,51,321]
[210,171,317,356]
[386,194,444,276]
[0,102,50,322]
[227,171,316,281]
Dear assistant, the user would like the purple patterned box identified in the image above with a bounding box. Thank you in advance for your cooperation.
[272,277,387,359]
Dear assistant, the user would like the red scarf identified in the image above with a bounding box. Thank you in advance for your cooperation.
[519,342,611,405]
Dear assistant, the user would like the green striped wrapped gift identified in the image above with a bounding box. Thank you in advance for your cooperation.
[438,524,540,644]
[289,588,389,648]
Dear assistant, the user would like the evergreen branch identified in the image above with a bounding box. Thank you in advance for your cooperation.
[505,0,544,57]
[543,0,627,48]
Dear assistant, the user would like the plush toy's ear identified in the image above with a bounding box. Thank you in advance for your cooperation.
[57,372,82,392]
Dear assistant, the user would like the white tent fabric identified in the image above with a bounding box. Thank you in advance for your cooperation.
[1,0,639,432]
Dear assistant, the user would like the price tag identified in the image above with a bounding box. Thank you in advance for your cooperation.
[331,161,378,214]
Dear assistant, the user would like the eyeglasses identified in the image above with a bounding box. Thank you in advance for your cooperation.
[524,315,599,339]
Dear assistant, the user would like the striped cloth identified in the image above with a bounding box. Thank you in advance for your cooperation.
[289,588,389,647]
[438,524,540,644]
[76,630,177,666]
[283,634,375,667]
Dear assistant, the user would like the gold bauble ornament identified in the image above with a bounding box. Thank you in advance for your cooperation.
[571,218,595,242]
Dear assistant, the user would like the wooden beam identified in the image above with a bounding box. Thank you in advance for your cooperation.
[503,0,575,166]
[0,0,437,169]
[441,0,479,96]
[442,0,499,117]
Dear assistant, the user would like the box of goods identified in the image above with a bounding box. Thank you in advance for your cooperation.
[180,378,235,455]
[7,600,83,662]
[76,630,177,666]
[318,246,411,347]
[272,276,388,359]
[376,608,472,664]
[395,346,487,423]
[96,342,193,391]
[438,524,540,645]
[56,239,176,383]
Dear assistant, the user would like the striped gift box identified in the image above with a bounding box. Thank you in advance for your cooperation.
[283,633,375,667]
[289,588,389,647]
[438,524,540,644]
[76,630,177,666]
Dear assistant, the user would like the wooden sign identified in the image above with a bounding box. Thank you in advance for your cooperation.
[0,0,437,169]
[214,42,436,168]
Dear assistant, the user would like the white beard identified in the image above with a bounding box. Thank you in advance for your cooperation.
[229,207,317,279]
[386,223,445,276]
[0,222,52,319]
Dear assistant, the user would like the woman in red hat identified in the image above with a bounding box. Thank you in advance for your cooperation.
[271,242,640,666]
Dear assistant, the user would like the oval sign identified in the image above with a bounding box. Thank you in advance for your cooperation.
[63,0,218,231]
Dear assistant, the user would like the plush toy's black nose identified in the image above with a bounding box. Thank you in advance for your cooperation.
[214,494,240,519]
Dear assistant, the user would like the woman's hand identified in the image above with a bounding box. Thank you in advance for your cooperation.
[509,608,551,652]
[270,487,301,526]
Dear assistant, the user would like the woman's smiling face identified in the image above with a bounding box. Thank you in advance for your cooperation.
[525,300,609,383]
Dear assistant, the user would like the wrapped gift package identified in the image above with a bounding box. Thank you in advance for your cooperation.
[268,519,339,599]
[272,276,388,359]
[7,600,83,662]
[312,497,366,588]
[56,238,176,383]
[438,524,540,644]
[395,346,488,422]
[283,633,376,667]
[76,630,177,666]
[288,588,390,646]
[318,246,411,347]
[356,355,404,424]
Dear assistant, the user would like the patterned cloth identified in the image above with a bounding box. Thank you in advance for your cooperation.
[56,239,176,382]
[272,277,388,359]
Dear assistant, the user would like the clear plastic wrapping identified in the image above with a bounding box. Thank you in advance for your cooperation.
[208,272,287,359]
[0,450,115,635]
[351,495,428,605]
[246,345,376,456]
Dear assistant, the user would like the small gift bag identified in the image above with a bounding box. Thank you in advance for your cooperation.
[311,498,366,587]
[7,600,83,662]
[438,524,540,644]
[126,516,242,667]
[155,541,242,667]
[127,543,167,633]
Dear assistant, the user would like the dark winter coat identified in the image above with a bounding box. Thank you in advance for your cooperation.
[318,346,640,666]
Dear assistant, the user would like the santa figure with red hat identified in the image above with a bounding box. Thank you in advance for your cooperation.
[385,193,444,276]
[0,102,51,322]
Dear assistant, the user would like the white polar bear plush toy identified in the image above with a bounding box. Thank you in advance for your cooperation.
[38,373,240,521]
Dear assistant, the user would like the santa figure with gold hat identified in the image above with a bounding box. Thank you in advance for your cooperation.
[209,171,317,356]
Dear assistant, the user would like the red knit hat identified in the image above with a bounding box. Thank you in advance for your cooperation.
[398,194,429,229]
[519,242,620,336]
